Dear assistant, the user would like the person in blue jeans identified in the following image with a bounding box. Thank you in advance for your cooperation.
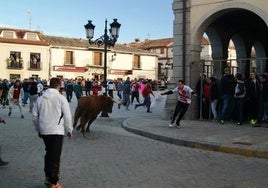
[135,82,154,113]
[22,78,30,106]
[219,68,235,124]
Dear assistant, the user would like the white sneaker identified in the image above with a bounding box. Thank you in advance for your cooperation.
[169,123,173,127]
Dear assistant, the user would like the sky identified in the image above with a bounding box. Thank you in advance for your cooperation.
[0,0,174,43]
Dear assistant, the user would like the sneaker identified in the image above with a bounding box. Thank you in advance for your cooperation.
[0,160,9,166]
[21,115,24,119]
[169,123,173,127]
[134,104,137,110]
[175,122,181,127]
[250,119,256,125]
[50,183,63,188]
[0,119,6,124]
[220,120,224,124]
[236,122,241,126]
[8,112,11,116]
[147,111,152,113]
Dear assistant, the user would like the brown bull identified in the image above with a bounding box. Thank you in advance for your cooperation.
[73,95,116,136]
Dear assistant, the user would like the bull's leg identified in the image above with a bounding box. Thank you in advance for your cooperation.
[85,120,93,132]
[73,109,81,128]
[76,124,81,131]
[85,115,98,132]
[80,116,88,137]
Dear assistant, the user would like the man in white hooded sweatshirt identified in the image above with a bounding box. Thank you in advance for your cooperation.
[32,77,73,188]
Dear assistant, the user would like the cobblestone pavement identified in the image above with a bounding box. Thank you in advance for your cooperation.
[0,93,268,188]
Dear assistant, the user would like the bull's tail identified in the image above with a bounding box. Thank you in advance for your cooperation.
[73,108,80,128]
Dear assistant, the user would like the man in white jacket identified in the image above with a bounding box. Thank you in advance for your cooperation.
[32,77,73,188]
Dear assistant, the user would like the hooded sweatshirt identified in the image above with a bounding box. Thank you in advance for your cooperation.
[32,88,73,135]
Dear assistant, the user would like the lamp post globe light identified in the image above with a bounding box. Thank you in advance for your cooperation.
[84,19,121,117]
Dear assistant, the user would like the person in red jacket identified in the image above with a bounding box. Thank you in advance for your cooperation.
[135,82,154,113]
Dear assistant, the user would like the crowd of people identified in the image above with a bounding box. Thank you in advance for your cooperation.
[196,68,268,127]
[1,72,267,187]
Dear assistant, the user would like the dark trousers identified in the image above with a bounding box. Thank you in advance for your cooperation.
[66,91,73,102]
[171,101,189,124]
[259,102,268,123]
[131,92,140,104]
[108,90,114,98]
[234,98,245,123]
[136,96,151,112]
[42,135,64,185]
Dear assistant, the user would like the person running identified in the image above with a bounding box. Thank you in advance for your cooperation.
[8,79,24,119]
[135,82,154,113]
[118,77,131,111]
[130,78,141,104]
[161,80,196,127]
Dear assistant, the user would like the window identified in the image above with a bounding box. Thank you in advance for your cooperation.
[65,51,73,65]
[10,74,20,80]
[160,48,165,54]
[26,32,38,40]
[133,55,140,68]
[94,52,102,66]
[30,53,41,69]
[3,31,15,38]
[7,51,23,68]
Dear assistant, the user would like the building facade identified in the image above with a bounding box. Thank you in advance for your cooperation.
[0,28,158,81]
[167,0,268,120]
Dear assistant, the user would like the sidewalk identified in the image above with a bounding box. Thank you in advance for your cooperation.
[122,118,268,159]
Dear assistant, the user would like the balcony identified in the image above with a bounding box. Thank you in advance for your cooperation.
[7,62,23,69]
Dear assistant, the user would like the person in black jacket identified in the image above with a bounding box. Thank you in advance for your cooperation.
[65,79,74,102]
[245,71,260,125]
[29,77,38,113]
[22,78,30,106]
[219,68,236,124]
[257,74,268,126]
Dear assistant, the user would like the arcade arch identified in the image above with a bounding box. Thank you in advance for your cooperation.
[165,1,268,120]
[193,7,268,78]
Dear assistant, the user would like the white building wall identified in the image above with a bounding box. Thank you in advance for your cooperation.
[0,43,49,80]
[48,47,158,81]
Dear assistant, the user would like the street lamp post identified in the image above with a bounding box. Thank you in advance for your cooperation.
[84,19,121,117]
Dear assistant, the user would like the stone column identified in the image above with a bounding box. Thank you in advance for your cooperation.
[162,0,191,120]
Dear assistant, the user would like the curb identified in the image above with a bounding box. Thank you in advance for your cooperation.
[121,120,268,159]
